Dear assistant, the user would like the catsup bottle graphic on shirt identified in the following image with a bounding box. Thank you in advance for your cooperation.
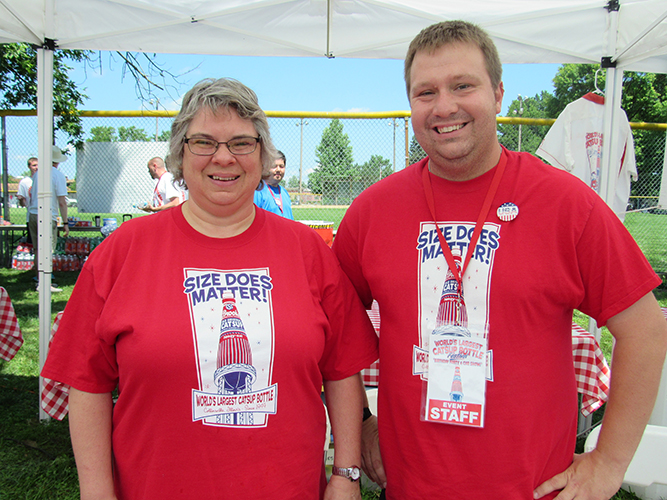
[213,290,257,425]
[433,246,471,337]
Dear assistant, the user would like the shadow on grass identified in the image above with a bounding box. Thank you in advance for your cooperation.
[2,269,79,319]
[0,373,79,499]
[655,277,667,302]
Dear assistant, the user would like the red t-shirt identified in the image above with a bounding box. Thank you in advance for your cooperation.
[334,149,660,499]
[43,207,378,499]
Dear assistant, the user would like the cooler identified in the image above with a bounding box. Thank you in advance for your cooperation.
[298,220,334,247]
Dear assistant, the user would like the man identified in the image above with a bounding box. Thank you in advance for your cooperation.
[254,151,294,219]
[141,157,187,212]
[29,146,69,293]
[17,157,38,211]
[17,157,38,248]
[333,21,667,500]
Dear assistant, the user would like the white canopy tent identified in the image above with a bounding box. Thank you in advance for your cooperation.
[1,0,666,421]
[1,0,666,67]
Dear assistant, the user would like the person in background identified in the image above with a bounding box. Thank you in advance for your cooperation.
[28,146,69,293]
[42,77,377,500]
[17,157,38,246]
[333,20,667,500]
[254,150,294,219]
[140,156,187,212]
[17,157,38,211]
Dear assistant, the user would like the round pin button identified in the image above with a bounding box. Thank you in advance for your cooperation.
[497,202,519,222]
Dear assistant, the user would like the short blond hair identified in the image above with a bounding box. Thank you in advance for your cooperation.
[404,21,502,96]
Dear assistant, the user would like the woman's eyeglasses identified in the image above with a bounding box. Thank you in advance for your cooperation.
[184,136,260,156]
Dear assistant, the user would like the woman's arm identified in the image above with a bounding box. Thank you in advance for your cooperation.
[323,373,364,500]
[68,388,117,500]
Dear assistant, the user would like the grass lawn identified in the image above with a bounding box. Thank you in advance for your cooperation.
[1,270,80,499]
[623,211,667,273]
[293,206,349,229]
[7,205,351,229]
[1,267,665,499]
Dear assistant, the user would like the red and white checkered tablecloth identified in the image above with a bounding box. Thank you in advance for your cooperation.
[0,286,23,362]
[571,323,610,416]
[41,311,70,420]
[361,302,381,386]
[361,302,611,417]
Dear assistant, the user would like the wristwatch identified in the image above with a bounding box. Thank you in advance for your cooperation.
[331,465,361,482]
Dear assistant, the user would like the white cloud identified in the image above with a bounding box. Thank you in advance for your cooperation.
[329,107,371,113]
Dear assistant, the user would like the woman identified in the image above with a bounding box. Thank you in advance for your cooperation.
[42,78,378,499]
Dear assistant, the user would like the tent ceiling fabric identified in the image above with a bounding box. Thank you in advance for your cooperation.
[0,0,666,73]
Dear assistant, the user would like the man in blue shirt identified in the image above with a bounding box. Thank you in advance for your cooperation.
[254,150,293,219]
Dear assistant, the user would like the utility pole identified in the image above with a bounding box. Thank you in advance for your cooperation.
[297,118,308,201]
[514,94,524,152]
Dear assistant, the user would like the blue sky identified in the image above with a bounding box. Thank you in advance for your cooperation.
[70,53,560,115]
[6,53,561,179]
[66,54,560,184]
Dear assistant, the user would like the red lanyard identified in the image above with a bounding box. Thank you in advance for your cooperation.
[421,151,507,290]
[268,185,284,213]
[153,173,165,203]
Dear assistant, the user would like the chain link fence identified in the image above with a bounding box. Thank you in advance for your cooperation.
[497,117,667,275]
[1,111,666,273]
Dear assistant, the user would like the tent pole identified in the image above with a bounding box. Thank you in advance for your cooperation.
[581,0,621,434]
[1,116,9,222]
[599,0,620,212]
[658,131,667,209]
[601,68,624,209]
[37,44,55,422]
[325,0,334,58]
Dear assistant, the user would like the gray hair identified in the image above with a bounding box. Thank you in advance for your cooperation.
[166,78,277,186]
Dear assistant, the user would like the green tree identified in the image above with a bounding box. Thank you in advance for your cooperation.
[118,126,151,142]
[157,130,171,142]
[1,43,188,148]
[308,119,355,203]
[287,175,300,190]
[408,135,427,165]
[87,126,117,142]
[548,64,667,123]
[498,91,553,154]
[357,155,393,190]
[0,43,88,147]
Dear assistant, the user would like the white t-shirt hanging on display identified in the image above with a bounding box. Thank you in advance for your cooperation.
[536,92,637,220]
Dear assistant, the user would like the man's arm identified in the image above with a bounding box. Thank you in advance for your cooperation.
[148,197,180,212]
[359,379,386,488]
[17,180,30,207]
[323,374,364,500]
[534,292,667,500]
[68,389,117,500]
[57,195,69,237]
